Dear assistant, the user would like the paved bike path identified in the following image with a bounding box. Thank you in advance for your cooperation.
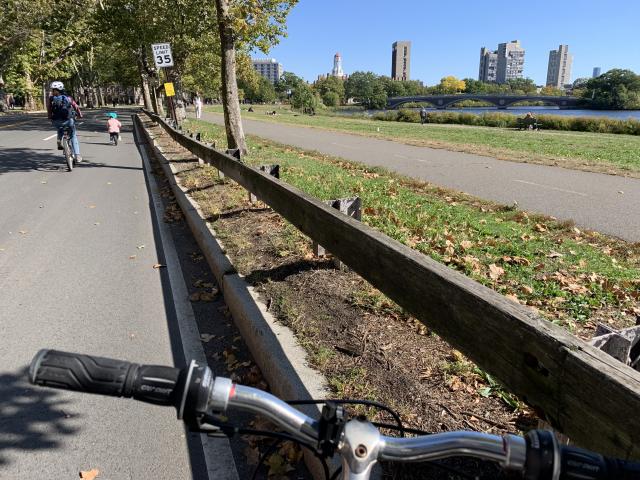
[0,112,223,478]
[201,112,640,242]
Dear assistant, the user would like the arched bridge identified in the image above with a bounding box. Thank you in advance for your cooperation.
[387,94,586,110]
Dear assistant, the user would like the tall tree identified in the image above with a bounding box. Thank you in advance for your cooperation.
[437,76,466,94]
[345,71,387,109]
[213,0,298,153]
[314,75,345,106]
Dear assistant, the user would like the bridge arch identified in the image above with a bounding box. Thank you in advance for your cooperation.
[387,95,585,110]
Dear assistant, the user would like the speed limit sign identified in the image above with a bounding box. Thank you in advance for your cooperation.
[151,43,174,68]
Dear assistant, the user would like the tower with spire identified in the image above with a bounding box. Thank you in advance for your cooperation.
[331,53,344,77]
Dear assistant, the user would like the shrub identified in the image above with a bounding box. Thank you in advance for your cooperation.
[397,109,421,123]
[371,108,640,135]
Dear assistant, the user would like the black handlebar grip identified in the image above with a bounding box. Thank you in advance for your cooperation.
[560,445,640,480]
[29,349,183,407]
[600,456,640,479]
[525,430,640,480]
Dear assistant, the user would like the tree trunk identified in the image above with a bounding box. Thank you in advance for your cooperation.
[136,55,153,110]
[214,0,247,154]
[140,74,152,110]
[92,87,99,108]
[24,71,37,111]
[97,86,104,107]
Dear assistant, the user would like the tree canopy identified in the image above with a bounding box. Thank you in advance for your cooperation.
[584,69,640,109]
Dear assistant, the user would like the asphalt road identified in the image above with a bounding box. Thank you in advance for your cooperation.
[202,112,640,242]
[0,112,224,478]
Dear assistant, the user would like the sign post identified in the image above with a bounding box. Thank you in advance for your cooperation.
[151,43,178,123]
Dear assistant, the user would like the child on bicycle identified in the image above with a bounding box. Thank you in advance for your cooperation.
[107,112,122,145]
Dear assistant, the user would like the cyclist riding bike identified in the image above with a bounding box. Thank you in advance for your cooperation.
[47,81,83,163]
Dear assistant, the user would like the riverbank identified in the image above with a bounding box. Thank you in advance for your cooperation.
[376,109,640,135]
[205,105,640,177]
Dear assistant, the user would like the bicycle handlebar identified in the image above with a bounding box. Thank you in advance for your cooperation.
[29,349,184,406]
[29,350,640,480]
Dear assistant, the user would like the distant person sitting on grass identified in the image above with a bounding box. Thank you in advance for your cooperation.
[524,111,536,129]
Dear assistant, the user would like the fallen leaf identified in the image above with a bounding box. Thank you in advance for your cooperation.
[129,255,136,260]
[266,453,294,477]
[200,333,217,343]
[19,230,28,235]
[505,294,520,303]
[79,469,99,480]
[199,291,218,301]
[460,240,473,250]
[534,223,547,232]
[244,445,260,465]
[189,292,201,301]
[488,264,505,280]
[521,285,534,295]
[137,245,145,249]
[547,251,564,259]
[152,263,166,269]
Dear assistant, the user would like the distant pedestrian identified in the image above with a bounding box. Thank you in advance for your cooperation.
[194,92,203,119]
[420,107,428,125]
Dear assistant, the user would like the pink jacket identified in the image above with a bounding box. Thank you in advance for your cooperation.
[107,118,122,133]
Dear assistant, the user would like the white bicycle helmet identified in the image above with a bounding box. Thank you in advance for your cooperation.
[50,81,64,91]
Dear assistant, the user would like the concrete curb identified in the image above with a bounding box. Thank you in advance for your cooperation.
[136,114,333,477]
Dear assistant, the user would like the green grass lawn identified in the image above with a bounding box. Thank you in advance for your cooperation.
[203,104,640,177]
[184,118,640,337]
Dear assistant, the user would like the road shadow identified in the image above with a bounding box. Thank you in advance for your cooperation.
[0,367,79,467]
[0,147,143,175]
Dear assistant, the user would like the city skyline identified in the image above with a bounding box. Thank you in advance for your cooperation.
[259,0,640,85]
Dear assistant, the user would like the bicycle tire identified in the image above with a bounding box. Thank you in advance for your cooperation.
[63,136,73,172]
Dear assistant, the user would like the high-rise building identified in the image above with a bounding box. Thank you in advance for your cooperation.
[251,58,283,84]
[593,67,602,78]
[478,47,498,82]
[496,40,525,84]
[391,41,411,81]
[546,44,573,89]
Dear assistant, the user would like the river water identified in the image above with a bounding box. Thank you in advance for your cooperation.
[348,106,640,120]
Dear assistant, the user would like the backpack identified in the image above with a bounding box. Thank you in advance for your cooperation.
[50,94,73,120]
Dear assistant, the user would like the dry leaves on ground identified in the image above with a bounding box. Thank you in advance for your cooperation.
[488,263,505,280]
[79,469,99,480]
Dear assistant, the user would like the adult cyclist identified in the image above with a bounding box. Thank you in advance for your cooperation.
[47,81,83,162]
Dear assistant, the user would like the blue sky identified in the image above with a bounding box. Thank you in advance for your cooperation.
[259,0,640,85]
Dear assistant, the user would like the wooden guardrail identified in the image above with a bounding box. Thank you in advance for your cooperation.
[140,111,640,458]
